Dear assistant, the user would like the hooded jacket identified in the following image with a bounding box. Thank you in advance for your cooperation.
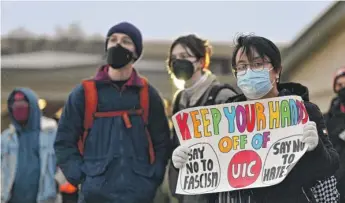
[216,82,339,203]
[1,88,59,203]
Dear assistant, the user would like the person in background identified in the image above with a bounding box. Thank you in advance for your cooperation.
[55,22,171,203]
[324,67,345,201]
[168,34,237,203]
[172,34,339,203]
[1,88,60,203]
[324,67,345,121]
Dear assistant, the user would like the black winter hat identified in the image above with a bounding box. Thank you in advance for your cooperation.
[105,22,143,59]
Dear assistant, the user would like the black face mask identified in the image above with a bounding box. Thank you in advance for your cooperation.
[106,45,133,69]
[171,59,195,81]
[338,88,345,103]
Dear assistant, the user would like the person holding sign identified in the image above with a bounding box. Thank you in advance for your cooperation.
[225,35,339,203]
[172,34,339,203]
[167,34,238,203]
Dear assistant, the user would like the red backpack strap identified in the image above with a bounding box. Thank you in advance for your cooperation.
[140,77,149,124]
[139,77,155,164]
[78,80,98,155]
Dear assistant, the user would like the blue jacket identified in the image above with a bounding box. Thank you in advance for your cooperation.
[55,67,171,203]
[1,88,58,203]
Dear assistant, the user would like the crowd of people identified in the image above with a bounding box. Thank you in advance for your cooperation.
[1,21,344,203]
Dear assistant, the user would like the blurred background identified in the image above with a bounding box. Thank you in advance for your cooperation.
[1,1,345,130]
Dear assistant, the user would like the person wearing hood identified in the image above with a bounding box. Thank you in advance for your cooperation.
[168,34,237,203]
[1,88,59,203]
[324,67,345,201]
[54,22,171,203]
[324,67,345,121]
[172,35,339,203]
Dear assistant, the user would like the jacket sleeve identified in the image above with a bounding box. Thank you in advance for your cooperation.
[288,102,339,187]
[54,84,85,186]
[1,132,8,171]
[147,85,171,185]
[1,132,7,157]
[335,147,345,181]
[328,124,345,181]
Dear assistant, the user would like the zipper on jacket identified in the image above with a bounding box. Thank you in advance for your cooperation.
[302,187,312,203]
[110,82,124,97]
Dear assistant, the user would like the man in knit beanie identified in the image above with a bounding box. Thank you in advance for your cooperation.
[101,21,144,83]
[324,66,345,201]
[55,22,171,203]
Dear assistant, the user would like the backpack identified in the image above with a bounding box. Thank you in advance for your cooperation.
[77,77,155,164]
[172,83,238,114]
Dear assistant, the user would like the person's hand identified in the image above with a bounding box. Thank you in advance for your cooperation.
[172,145,190,169]
[339,130,345,141]
[302,121,319,151]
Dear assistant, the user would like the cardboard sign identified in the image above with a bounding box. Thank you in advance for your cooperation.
[172,96,309,195]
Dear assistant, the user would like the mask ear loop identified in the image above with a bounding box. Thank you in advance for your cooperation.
[277,66,282,83]
[266,67,277,86]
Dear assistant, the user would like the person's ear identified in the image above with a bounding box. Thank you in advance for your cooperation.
[200,58,205,69]
[132,52,138,61]
[276,66,282,82]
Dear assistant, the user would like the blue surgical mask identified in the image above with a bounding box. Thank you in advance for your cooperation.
[237,69,273,100]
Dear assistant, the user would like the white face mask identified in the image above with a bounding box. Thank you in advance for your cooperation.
[237,69,274,99]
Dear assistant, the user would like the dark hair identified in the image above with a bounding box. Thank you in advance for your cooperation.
[167,34,212,69]
[231,34,281,72]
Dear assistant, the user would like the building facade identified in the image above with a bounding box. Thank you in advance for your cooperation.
[281,1,345,112]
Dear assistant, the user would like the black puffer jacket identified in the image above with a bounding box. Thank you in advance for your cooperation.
[221,82,340,203]
[324,97,345,200]
[324,97,344,124]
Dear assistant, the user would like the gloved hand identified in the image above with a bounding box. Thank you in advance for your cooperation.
[302,121,319,151]
[339,130,345,141]
[172,145,191,169]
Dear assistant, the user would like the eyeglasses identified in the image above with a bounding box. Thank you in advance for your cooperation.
[234,61,272,76]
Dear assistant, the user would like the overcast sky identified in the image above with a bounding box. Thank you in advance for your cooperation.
[1,1,335,43]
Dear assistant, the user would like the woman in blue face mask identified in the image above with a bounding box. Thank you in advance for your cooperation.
[223,35,339,203]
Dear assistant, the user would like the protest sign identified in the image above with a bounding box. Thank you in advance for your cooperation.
[172,96,309,195]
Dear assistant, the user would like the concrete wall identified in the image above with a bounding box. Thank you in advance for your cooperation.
[287,26,345,112]
[1,68,173,102]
